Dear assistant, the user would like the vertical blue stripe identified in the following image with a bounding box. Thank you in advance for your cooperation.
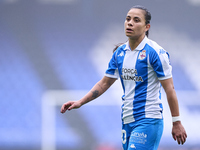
[117,49,126,97]
[121,104,125,124]
[159,84,163,116]
[159,85,162,100]
[149,49,165,78]
[133,49,148,120]
[116,49,126,122]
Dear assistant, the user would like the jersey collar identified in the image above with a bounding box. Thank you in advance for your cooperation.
[124,36,148,51]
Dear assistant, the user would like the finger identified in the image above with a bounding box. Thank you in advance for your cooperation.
[61,102,72,113]
[61,105,67,113]
[182,134,187,144]
[172,133,176,141]
[60,105,64,113]
[180,133,187,145]
[177,137,181,145]
[68,103,76,111]
[68,106,73,111]
[180,136,184,145]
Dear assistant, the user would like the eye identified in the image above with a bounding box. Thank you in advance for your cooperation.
[134,17,140,23]
[126,16,131,22]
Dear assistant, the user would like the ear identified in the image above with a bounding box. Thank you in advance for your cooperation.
[145,24,150,32]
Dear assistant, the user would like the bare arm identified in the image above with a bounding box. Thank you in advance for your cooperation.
[160,78,187,145]
[60,76,117,113]
[160,78,179,117]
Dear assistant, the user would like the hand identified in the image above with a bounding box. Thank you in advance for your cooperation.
[172,121,187,145]
[60,101,82,113]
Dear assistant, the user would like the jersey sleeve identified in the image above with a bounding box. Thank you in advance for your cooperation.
[105,51,119,79]
[150,49,172,80]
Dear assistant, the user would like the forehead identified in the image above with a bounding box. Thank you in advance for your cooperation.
[127,8,145,19]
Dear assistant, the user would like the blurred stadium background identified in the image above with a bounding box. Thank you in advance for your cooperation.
[0,0,200,150]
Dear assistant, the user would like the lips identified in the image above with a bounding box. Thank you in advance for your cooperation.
[126,28,133,32]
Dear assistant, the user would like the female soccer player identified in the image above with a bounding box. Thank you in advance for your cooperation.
[61,5,187,150]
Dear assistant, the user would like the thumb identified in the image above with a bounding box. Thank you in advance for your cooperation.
[68,101,81,110]
[68,105,73,111]
[68,103,76,111]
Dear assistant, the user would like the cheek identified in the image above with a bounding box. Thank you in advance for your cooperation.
[136,25,146,32]
[134,25,143,31]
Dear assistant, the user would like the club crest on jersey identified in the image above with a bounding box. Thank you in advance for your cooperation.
[138,50,146,60]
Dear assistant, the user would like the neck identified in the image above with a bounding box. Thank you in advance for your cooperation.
[128,34,145,51]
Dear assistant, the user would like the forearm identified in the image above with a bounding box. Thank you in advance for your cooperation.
[160,78,187,144]
[160,78,180,117]
[166,89,180,117]
[79,76,116,106]
[79,82,106,105]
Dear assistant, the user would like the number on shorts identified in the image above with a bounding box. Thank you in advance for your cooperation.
[122,129,126,144]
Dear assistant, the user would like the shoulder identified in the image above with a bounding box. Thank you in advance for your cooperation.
[146,38,166,55]
[147,39,163,53]
[113,43,126,56]
[116,43,126,51]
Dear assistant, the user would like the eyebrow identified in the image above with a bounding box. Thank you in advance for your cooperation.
[126,15,141,20]
[133,16,141,20]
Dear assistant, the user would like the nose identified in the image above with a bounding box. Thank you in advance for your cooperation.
[128,21,133,27]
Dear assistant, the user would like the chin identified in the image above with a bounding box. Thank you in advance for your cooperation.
[126,35,137,39]
[125,33,133,38]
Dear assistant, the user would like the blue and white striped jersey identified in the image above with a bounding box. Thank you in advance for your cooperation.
[105,36,172,124]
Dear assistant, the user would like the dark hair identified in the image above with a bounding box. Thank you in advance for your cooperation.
[113,43,123,53]
[131,5,151,37]
[113,5,151,53]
